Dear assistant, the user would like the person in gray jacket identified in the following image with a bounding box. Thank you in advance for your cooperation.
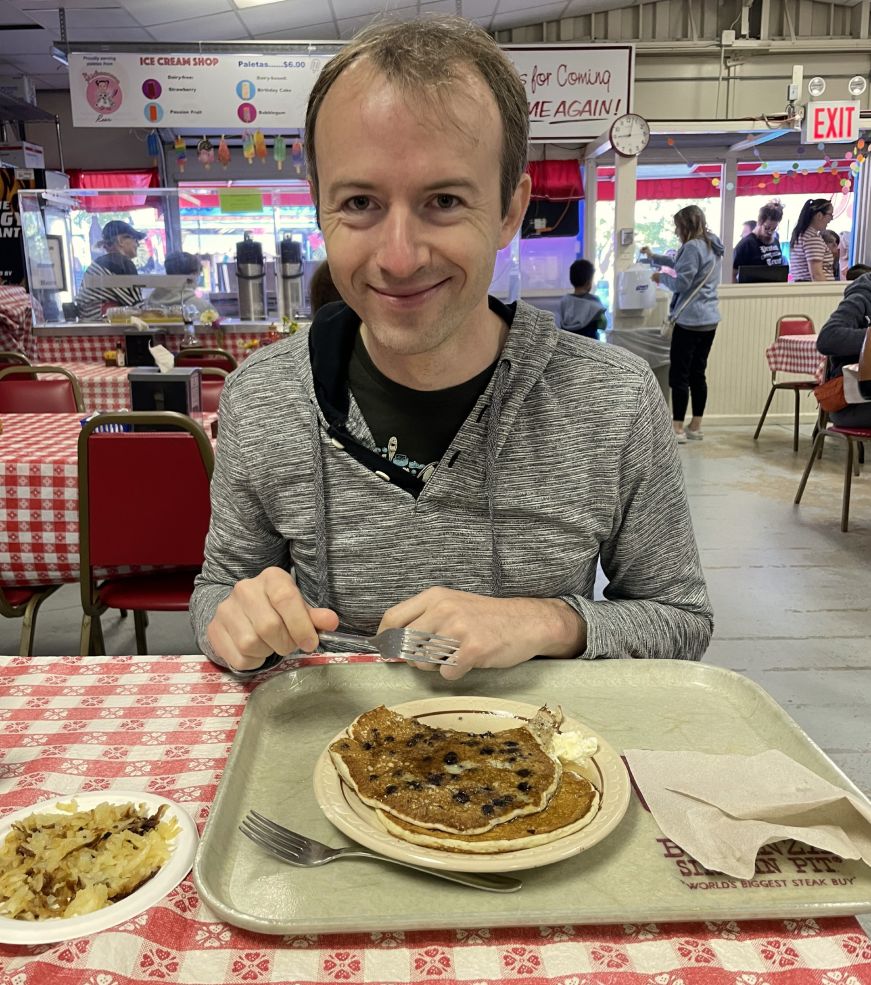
[190,17,713,680]
[642,206,724,444]
[817,273,871,429]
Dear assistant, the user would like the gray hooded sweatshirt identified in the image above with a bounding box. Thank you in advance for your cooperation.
[190,299,713,675]
[652,234,725,330]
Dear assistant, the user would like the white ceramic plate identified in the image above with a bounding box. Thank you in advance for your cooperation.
[0,792,198,944]
[314,697,631,873]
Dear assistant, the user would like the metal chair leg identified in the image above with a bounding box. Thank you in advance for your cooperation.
[134,610,148,655]
[18,588,58,657]
[842,438,855,532]
[80,614,92,656]
[795,430,825,504]
[793,388,801,452]
[91,615,106,656]
[753,386,777,441]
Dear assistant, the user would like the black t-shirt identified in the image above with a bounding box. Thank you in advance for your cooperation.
[732,234,785,275]
[348,330,497,484]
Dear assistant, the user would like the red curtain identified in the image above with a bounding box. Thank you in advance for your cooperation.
[67,169,159,211]
[595,170,853,202]
[527,160,583,200]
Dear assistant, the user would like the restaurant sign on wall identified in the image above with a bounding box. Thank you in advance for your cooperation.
[69,44,634,141]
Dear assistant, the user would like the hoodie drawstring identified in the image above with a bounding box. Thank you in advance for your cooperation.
[485,360,511,597]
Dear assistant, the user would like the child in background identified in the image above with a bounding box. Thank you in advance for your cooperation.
[558,259,607,339]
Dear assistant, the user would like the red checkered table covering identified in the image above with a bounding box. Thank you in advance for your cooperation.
[0,413,215,586]
[0,287,37,361]
[1,652,870,985]
[765,335,826,383]
[61,361,130,412]
[36,331,266,365]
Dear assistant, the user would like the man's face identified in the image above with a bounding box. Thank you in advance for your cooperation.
[312,60,530,366]
[756,219,779,244]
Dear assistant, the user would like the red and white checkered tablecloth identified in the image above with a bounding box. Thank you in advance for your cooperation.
[0,413,216,586]
[765,335,827,382]
[0,286,37,361]
[57,361,130,412]
[1,652,870,985]
[37,331,267,365]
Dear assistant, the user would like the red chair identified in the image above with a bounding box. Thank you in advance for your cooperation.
[0,584,61,656]
[200,367,228,414]
[78,412,214,655]
[0,350,33,382]
[175,347,237,374]
[0,364,85,413]
[795,424,870,531]
[753,314,817,452]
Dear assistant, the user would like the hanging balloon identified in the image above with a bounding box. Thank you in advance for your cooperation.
[725,181,735,191]
[217,135,231,169]
[197,136,215,169]
[818,142,826,150]
[792,162,800,170]
[273,134,287,171]
[146,130,160,166]
[796,145,806,155]
[290,141,304,175]
[666,137,674,146]
[711,177,720,187]
[845,151,853,160]
[858,138,866,149]
[174,136,187,173]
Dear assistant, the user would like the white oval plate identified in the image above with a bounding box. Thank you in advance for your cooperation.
[0,792,198,944]
[314,697,631,873]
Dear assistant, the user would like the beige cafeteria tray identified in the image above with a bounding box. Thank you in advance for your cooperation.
[193,660,871,934]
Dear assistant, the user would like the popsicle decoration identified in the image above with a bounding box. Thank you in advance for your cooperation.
[253,129,267,163]
[242,130,255,164]
[217,135,231,169]
[197,136,215,169]
[174,136,187,173]
[291,140,304,175]
[273,134,287,171]
[146,130,160,166]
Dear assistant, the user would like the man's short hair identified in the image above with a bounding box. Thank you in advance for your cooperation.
[164,251,201,277]
[743,219,757,231]
[569,259,595,289]
[846,264,871,281]
[758,200,783,224]
[304,17,529,219]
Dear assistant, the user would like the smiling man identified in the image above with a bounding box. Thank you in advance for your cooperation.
[190,17,713,679]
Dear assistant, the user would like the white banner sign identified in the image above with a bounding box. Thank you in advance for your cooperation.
[505,44,634,141]
[69,51,329,128]
[70,44,634,141]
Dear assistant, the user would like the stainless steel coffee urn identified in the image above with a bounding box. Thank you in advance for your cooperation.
[236,232,266,320]
[278,236,304,320]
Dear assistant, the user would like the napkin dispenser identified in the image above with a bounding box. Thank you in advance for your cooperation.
[128,367,202,421]
[124,329,168,367]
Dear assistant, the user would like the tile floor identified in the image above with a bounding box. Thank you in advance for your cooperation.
[3,422,871,929]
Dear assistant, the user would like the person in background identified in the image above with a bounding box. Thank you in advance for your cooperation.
[838,231,851,280]
[789,199,834,282]
[146,251,213,313]
[846,264,871,281]
[741,220,757,239]
[816,270,871,429]
[821,230,841,281]
[75,220,145,320]
[558,259,607,339]
[642,205,724,444]
[191,16,713,678]
[731,200,786,282]
[308,259,343,314]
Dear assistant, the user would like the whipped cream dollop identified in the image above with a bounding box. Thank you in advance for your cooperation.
[552,730,598,764]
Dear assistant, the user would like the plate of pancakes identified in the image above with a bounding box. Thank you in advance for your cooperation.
[313,697,631,873]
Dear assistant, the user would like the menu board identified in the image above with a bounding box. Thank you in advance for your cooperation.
[69,52,330,129]
[70,44,635,140]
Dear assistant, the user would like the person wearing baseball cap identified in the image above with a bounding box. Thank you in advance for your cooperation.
[75,219,146,320]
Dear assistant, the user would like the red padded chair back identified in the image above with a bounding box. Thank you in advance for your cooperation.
[176,350,237,373]
[0,358,32,382]
[0,378,80,413]
[82,428,213,569]
[776,315,815,337]
[201,377,225,413]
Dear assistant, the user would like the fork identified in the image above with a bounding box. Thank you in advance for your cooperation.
[318,628,460,667]
[239,811,521,893]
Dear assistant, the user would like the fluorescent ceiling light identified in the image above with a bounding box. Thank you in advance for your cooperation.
[234,0,289,7]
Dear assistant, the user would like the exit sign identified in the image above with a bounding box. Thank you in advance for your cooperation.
[802,100,861,143]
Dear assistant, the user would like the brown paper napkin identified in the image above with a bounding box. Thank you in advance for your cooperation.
[623,749,871,879]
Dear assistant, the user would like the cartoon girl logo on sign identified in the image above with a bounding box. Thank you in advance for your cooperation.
[85,73,122,115]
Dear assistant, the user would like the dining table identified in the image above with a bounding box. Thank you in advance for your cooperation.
[0,412,215,587]
[1,651,870,985]
[765,334,827,382]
